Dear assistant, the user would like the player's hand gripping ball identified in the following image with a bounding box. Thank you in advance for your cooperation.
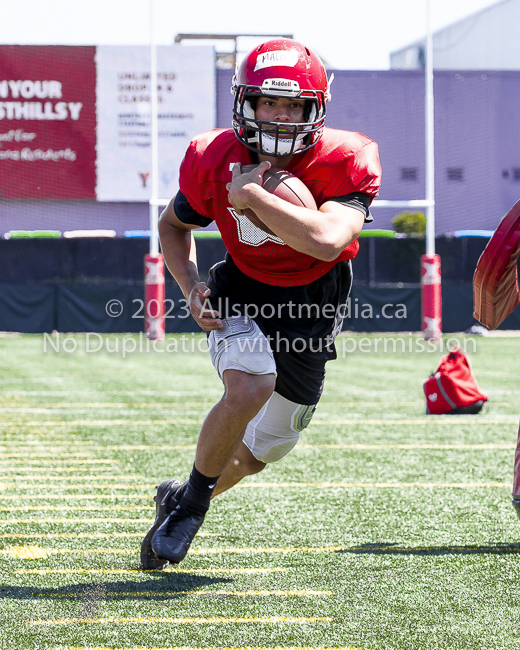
[238,164,317,236]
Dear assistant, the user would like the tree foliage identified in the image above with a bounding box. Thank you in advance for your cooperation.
[392,211,427,236]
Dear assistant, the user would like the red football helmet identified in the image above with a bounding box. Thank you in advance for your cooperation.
[231,39,333,157]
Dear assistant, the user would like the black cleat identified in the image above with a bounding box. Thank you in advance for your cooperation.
[139,479,184,570]
[151,506,205,565]
[513,498,520,521]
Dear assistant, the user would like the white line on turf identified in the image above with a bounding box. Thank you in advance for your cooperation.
[0,417,518,426]
[0,517,159,524]
[0,476,143,480]
[0,505,153,511]
[0,482,510,495]
[0,453,95,458]
[0,476,157,486]
[17,568,288,575]
[0,494,153,499]
[0,531,217,538]
[298,443,516,449]
[31,615,333,625]
[0,460,115,465]
[36,589,333,598]
[3,545,349,557]
[2,443,514,451]
[46,647,362,650]
[234,481,510,488]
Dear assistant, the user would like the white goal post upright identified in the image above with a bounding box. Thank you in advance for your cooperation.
[373,0,440,341]
[145,0,166,341]
[421,0,442,341]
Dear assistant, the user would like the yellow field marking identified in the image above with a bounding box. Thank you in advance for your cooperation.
[1,444,195,452]
[342,543,520,554]
[2,442,516,453]
[1,481,509,497]
[0,494,152,500]
[0,402,213,409]
[47,647,362,650]
[0,459,115,465]
[235,481,510,488]
[17,568,287,575]
[31,615,333,626]
[0,474,157,486]
[0,467,117,473]
[1,417,517,427]
[5,398,507,407]
[0,517,156,524]
[299,443,516,450]
[0,505,153,512]
[3,545,346,557]
[189,545,348,555]
[321,400,515,406]
[0,452,95,458]
[0,475,144,481]
[3,546,130,557]
[0,441,90,447]
[3,545,48,559]
[0,420,202,426]
[38,589,333,598]
[9,542,519,559]
[0,434,75,438]
[0,531,217,539]
[311,418,519,425]
[97,445,197,450]
[15,544,520,556]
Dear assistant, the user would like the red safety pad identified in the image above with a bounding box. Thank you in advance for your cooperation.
[473,199,520,329]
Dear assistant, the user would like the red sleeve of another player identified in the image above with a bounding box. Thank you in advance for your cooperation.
[347,141,381,198]
[178,141,214,220]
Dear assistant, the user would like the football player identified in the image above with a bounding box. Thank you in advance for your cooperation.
[473,199,520,521]
[140,38,382,569]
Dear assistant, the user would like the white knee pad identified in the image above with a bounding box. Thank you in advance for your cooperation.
[208,316,276,380]
[243,392,317,464]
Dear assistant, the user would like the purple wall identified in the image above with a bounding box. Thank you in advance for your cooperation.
[2,69,519,236]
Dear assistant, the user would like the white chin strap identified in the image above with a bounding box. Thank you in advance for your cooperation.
[260,132,306,155]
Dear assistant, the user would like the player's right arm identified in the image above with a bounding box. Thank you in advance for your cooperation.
[158,198,222,331]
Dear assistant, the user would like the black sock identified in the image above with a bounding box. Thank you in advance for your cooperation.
[179,464,220,516]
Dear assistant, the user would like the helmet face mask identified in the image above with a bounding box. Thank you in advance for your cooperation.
[231,39,332,157]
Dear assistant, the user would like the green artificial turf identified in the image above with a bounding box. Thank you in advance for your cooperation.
[0,332,519,650]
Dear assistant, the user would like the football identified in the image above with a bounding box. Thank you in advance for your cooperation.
[240,165,317,236]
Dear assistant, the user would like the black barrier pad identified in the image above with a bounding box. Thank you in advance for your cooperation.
[0,283,56,332]
[56,283,197,334]
[1,281,519,335]
[344,286,421,332]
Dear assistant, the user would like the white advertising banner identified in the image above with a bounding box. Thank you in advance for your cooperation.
[95,45,215,202]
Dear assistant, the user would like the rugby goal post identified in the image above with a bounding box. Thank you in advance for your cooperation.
[372,0,440,342]
[145,0,439,341]
[146,0,165,341]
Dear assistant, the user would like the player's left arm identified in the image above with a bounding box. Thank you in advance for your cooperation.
[227,163,367,262]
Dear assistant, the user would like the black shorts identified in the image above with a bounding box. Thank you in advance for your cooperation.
[207,254,353,405]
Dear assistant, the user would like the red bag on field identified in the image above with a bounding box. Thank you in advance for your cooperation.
[423,348,488,415]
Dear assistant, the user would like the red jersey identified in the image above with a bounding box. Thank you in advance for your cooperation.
[179,128,381,287]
